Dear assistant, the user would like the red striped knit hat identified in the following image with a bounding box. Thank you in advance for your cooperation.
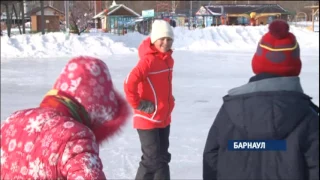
[252,20,301,76]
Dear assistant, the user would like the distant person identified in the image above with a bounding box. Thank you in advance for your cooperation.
[203,20,319,180]
[169,19,176,28]
[124,20,175,180]
[1,56,130,179]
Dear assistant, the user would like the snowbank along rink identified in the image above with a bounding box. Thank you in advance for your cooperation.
[1,25,319,59]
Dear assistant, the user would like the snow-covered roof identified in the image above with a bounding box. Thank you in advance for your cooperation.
[26,6,64,17]
[93,10,106,19]
[202,4,289,15]
[107,4,140,17]
[93,4,140,19]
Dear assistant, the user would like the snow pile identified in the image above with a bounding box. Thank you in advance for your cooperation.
[1,25,319,58]
[0,32,145,58]
[173,25,319,52]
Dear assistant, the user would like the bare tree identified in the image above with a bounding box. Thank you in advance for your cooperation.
[68,1,94,35]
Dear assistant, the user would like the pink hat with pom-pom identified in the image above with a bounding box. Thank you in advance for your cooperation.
[252,19,301,76]
[52,56,131,144]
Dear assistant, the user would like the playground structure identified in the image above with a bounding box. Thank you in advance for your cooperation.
[223,12,282,25]
[295,12,308,22]
[222,5,289,26]
[248,12,283,26]
[195,4,290,27]
[289,11,308,28]
[304,5,319,32]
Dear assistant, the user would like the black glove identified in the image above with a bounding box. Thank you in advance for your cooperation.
[136,100,155,114]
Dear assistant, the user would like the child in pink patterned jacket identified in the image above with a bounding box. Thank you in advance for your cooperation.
[1,56,130,180]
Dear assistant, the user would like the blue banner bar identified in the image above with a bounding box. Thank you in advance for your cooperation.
[228,140,287,151]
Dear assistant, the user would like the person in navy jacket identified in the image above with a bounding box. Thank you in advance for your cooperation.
[203,20,319,180]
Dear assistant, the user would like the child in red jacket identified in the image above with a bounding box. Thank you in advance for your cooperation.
[124,20,175,180]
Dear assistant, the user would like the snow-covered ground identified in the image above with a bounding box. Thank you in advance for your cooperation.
[1,51,319,179]
[1,25,319,59]
[288,21,319,32]
[288,21,319,27]
[1,24,319,178]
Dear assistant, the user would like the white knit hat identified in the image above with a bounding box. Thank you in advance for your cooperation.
[150,20,174,44]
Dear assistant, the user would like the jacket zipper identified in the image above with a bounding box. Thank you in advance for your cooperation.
[164,57,171,124]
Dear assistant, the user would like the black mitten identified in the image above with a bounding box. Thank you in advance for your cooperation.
[137,100,155,113]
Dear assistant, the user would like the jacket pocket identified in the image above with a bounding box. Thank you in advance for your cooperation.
[134,109,162,123]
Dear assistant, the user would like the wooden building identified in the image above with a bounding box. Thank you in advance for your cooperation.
[26,6,64,32]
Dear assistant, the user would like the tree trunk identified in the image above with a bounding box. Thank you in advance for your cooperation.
[70,12,80,35]
[21,1,26,34]
[12,4,22,35]
[6,4,12,37]
[40,0,45,35]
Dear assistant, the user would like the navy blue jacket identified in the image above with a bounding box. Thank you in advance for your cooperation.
[203,74,319,180]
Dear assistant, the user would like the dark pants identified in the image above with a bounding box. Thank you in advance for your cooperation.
[135,125,171,180]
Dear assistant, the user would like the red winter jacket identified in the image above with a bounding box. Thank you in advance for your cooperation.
[1,56,130,180]
[124,37,175,129]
